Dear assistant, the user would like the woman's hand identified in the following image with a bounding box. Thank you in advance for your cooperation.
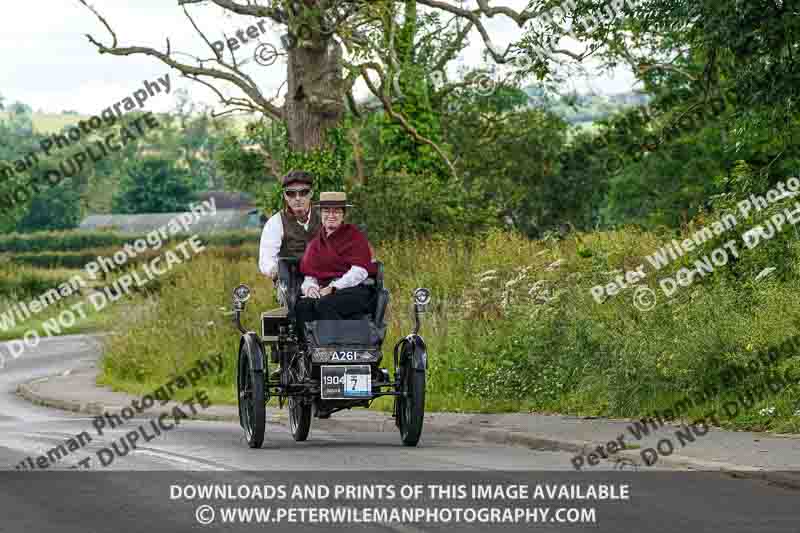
[305,286,321,299]
[320,286,335,297]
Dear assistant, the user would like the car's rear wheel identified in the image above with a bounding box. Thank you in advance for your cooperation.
[289,397,312,441]
[287,353,312,441]
[238,346,265,448]
[398,359,426,446]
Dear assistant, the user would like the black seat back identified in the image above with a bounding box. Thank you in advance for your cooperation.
[306,319,375,346]
[369,261,390,328]
[374,288,390,326]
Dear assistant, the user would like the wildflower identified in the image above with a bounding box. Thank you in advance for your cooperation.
[754,267,777,282]
[480,275,498,284]
[528,280,545,296]
[759,406,776,416]
[477,269,497,278]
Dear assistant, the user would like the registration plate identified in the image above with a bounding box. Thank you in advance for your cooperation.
[321,365,371,399]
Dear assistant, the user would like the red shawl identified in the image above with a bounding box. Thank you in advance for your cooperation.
[300,223,376,282]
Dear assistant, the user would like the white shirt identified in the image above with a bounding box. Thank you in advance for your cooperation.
[258,210,313,276]
[301,266,368,295]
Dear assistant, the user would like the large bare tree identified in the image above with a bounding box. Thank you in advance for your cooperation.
[78,0,626,174]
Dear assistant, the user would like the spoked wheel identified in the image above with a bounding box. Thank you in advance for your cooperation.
[288,397,312,441]
[287,353,312,441]
[397,357,426,446]
[237,346,265,448]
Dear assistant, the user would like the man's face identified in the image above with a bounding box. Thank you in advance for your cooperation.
[284,183,312,217]
[321,207,345,234]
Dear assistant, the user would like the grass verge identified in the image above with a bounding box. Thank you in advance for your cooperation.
[89,229,800,433]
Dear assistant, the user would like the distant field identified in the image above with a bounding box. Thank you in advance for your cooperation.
[0,111,256,134]
[0,111,89,133]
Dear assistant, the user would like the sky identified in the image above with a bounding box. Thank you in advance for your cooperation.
[0,0,638,117]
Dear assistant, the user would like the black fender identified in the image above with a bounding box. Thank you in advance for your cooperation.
[239,332,266,373]
[403,334,427,371]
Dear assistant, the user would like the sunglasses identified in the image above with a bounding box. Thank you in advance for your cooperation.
[284,188,311,199]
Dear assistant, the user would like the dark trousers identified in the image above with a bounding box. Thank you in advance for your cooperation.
[294,286,374,342]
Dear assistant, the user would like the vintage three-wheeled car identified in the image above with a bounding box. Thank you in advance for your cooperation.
[229,257,430,448]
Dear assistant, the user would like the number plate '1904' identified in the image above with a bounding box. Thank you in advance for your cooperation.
[321,365,371,399]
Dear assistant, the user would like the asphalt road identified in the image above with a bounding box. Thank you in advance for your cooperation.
[0,334,798,533]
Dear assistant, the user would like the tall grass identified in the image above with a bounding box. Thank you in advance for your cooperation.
[98,229,800,432]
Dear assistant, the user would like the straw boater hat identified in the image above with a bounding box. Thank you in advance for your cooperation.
[316,191,353,209]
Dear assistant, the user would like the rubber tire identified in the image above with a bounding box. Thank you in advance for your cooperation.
[399,365,426,446]
[238,348,266,449]
[289,397,312,441]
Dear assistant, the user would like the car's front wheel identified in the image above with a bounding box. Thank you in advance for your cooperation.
[238,344,266,448]
[398,359,426,446]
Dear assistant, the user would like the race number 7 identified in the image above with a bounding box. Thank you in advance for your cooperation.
[349,375,358,390]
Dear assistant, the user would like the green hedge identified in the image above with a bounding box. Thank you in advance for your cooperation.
[9,245,258,269]
[11,253,105,269]
[0,230,261,253]
[0,273,72,299]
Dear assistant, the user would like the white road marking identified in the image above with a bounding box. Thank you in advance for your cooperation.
[132,448,231,471]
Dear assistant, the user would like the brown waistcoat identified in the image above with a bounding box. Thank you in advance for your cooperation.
[279,208,321,259]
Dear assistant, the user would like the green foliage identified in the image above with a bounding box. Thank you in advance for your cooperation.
[274,126,348,211]
[112,157,195,214]
[0,101,44,231]
[215,126,274,212]
[693,161,800,283]
[16,180,82,233]
[348,9,500,239]
[444,98,570,237]
[350,170,498,240]
[216,119,347,216]
[0,229,260,253]
[8,245,257,269]
[600,130,726,228]
[159,90,232,191]
[0,268,74,299]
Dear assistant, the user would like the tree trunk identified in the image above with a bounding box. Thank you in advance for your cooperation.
[285,37,345,151]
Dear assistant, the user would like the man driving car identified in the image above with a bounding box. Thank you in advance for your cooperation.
[258,170,321,280]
